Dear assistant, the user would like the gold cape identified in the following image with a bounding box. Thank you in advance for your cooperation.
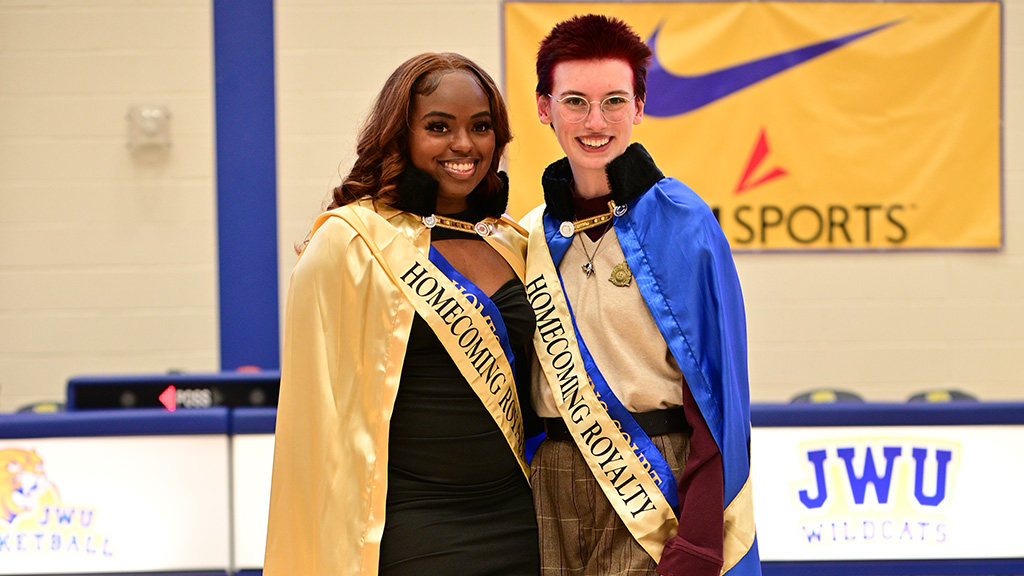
[263,199,528,576]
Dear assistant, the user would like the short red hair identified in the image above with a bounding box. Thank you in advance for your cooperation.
[535,14,652,101]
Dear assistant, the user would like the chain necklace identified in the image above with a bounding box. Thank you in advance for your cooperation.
[578,221,612,277]
[559,200,626,278]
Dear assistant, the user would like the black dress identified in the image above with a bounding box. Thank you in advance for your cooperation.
[378,225,540,576]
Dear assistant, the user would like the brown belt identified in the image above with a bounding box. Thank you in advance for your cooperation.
[542,407,692,442]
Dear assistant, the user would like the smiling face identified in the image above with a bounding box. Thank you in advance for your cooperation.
[537,58,644,198]
[408,70,496,214]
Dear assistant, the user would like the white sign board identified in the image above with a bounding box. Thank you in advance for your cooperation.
[751,426,1024,561]
[231,433,275,570]
[0,435,230,573]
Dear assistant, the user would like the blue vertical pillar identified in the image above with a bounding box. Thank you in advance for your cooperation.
[213,0,280,370]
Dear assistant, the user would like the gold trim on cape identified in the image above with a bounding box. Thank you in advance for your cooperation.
[721,475,757,574]
[559,201,623,236]
[524,217,678,562]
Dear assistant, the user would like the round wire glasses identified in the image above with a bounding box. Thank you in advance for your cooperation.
[547,94,637,123]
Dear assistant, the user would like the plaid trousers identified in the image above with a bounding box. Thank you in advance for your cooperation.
[530,431,691,576]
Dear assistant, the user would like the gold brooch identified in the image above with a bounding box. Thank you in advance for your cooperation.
[609,261,632,287]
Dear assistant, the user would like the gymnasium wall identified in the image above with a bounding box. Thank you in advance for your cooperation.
[1,0,1022,411]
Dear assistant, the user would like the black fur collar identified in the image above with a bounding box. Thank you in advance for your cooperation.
[542,143,664,221]
[391,166,509,219]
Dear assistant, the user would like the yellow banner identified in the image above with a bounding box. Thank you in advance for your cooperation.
[503,2,1002,250]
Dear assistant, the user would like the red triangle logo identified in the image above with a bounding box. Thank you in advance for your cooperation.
[158,385,177,412]
[734,127,787,194]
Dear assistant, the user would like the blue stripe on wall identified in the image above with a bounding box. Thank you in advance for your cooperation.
[213,0,280,370]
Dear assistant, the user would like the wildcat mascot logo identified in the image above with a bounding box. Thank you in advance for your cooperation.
[0,448,115,557]
[2,449,59,525]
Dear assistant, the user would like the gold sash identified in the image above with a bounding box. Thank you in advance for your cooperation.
[335,206,530,480]
[525,218,678,561]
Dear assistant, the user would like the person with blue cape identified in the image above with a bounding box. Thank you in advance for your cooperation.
[521,14,762,576]
[264,52,540,576]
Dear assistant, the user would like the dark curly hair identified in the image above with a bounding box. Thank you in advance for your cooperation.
[328,52,512,210]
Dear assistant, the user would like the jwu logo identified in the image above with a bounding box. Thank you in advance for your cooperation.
[791,439,959,545]
[0,448,115,557]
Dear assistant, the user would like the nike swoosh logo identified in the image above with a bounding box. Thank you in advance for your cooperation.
[644,20,901,117]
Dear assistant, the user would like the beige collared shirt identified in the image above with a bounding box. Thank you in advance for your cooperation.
[532,227,684,417]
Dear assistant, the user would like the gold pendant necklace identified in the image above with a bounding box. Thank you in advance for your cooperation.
[422,214,494,237]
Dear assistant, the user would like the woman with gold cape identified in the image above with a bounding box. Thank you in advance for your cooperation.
[263,53,540,576]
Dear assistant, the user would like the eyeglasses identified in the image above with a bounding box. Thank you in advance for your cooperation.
[547,94,636,124]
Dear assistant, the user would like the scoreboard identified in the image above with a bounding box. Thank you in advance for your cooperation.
[66,371,280,411]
